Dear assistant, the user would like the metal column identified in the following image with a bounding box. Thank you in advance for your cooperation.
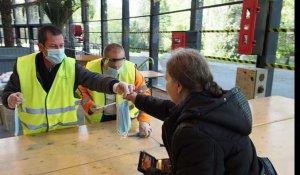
[67,17,75,49]
[149,0,160,71]
[24,0,34,52]
[190,0,203,50]
[122,0,130,59]
[101,0,108,53]
[81,0,90,53]
[256,0,283,96]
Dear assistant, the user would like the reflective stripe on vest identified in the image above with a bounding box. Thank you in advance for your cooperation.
[82,96,92,106]
[17,53,79,135]
[20,120,78,130]
[21,101,80,114]
[85,59,139,123]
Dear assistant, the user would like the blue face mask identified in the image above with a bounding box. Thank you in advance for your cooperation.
[107,66,121,78]
[116,101,131,137]
[46,48,65,65]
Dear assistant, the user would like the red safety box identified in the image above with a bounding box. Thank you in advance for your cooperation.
[171,31,199,50]
[237,0,259,54]
[172,32,186,50]
[72,25,83,37]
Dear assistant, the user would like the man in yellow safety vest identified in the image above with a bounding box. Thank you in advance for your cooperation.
[78,43,152,137]
[1,25,134,135]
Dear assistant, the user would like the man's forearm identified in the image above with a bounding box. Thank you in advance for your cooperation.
[2,65,21,109]
[75,63,119,94]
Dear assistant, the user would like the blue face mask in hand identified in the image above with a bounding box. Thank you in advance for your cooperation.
[46,48,65,65]
[116,101,131,137]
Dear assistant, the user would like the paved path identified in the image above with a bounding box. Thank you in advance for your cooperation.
[130,56,294,99]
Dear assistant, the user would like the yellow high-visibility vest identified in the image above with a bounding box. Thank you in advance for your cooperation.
[84,58,139,123]
[17,53,80,135]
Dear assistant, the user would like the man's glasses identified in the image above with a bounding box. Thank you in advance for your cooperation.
[107,57,126,62]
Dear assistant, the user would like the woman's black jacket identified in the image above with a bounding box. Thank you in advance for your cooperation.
[135,87,260,175]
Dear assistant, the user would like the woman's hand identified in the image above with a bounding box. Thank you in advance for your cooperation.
[124,92,137,103]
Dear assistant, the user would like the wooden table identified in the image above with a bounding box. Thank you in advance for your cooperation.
[0,122,160,175]
[0,96,294,175]
[149,96,295,175]
[140,71,164,94]
[75,55,100,67]
[249,96,294,127]
[250,118,294,175]
[140,71,164,79]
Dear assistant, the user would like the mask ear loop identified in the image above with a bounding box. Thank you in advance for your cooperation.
[102,58,109,69]
[41,44,48,59]
[103,58,109,64]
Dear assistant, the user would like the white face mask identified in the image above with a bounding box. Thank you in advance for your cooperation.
[46,48,65,65]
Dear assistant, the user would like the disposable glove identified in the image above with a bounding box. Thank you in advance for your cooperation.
[89,104,104,114]
[139,121,152,138]
[113,82,135,97]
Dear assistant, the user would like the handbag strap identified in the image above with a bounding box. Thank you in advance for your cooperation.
[258,157,278,175]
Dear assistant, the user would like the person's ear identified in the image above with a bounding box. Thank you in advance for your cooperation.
[37,43,44,52]
[38,43,48,57]
[177,81,183,94]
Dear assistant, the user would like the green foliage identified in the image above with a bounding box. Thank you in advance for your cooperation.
[158,0,171,51]
[130,20,149,49]
[38,0,80,30]
[276,0,294,65]
[69,0,294,66]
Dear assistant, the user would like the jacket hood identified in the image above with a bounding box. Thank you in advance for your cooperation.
[177,87,252,135]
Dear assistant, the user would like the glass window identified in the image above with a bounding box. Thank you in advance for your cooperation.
[28,5,40,24]
[160,0,190,13]
[0,28,4,46]
[10,9,14,24]
[276,0,294,67]
[107,20,122,44]
[107,0,122,20]
[33,28,38,39]
[72,7,82,23]
[89,21,101,44]
[41,11,50,24]
[108,33,122,45]
[201,5,242,58]
[203,0,242,6]
[89,0,101,21]
[13,0,25,4]
[129,17,150,56]
[14,7,27,24]
[20,28,27,39]
[130,0,150,17]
